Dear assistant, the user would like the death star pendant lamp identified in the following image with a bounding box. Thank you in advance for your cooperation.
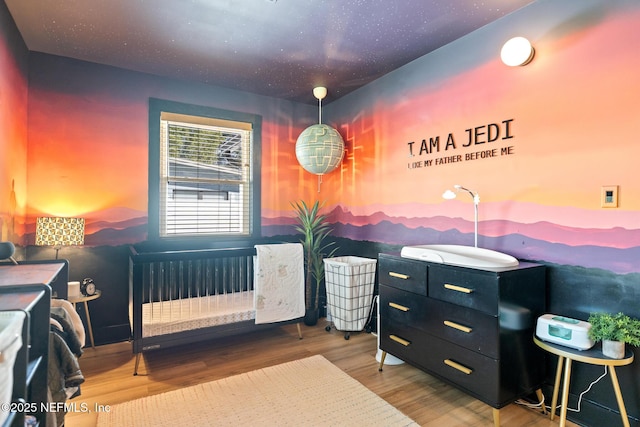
[295,86,345,191]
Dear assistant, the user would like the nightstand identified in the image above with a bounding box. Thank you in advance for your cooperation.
[68,290,101,348]
[534,335,634,427]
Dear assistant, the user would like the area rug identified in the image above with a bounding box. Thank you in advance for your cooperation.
[96,355,418,426]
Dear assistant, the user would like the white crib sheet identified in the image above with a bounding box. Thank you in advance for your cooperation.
[142,291,255,338]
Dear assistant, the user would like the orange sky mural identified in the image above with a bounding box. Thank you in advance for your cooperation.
[26,88,148,217]
[263,2,640,274]
[3,0,638,272]
[0,32,28,242]
[312,5,640,230]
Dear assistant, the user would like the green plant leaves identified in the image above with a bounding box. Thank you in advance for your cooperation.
[291,200,338,310]
[588,312,640,347]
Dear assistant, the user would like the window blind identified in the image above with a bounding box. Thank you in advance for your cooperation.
[158,113,253,237]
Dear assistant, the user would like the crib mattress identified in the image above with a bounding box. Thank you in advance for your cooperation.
[142,291,255,338]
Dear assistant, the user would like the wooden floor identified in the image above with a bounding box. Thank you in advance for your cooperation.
[66,323,577,426]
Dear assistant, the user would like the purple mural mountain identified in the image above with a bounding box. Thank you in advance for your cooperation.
[75,206,639,274]
[263,206,640,275]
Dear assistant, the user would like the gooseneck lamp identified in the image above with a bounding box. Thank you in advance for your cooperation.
[442,185,480,248]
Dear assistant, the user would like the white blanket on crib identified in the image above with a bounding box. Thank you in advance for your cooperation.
[254,243,305,324]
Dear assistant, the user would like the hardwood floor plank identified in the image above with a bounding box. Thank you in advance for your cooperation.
[65,324,577,426]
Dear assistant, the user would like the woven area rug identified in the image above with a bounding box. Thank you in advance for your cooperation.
[97,355,417,426]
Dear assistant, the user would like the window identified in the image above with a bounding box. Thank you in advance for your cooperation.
[148,99,261,240]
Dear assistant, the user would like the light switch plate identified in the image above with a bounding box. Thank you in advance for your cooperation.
[601,185,618,208]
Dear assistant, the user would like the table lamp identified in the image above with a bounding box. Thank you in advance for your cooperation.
[35,217,85,259]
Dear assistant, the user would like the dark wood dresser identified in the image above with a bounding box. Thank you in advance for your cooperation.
[378,252,546,424]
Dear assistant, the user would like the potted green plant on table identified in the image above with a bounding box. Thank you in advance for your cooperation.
[291,200,338,326]
[588,312,640,359]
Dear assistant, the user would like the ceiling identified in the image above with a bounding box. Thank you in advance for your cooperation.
[5,0,534,104]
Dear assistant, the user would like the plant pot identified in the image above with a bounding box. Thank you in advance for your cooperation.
[304,308,319,326]
[602,339,625,359]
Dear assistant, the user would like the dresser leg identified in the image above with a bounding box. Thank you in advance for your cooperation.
[535,389,547,415]
[492,408,500,427]
[378,351,387,371]
[133,353,141,376]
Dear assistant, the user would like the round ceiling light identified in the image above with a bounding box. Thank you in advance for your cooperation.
[501,37,535,67]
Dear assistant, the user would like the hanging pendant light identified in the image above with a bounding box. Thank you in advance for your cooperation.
[295,87,345,191]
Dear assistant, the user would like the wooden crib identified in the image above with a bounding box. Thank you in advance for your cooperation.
[129,245,303,375]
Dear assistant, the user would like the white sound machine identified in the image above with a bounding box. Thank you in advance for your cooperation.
[535,314,595,350]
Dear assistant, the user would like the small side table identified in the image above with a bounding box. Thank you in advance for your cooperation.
[68,290,101,348]
[533,335,634,427]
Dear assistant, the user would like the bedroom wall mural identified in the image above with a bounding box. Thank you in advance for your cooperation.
[0,1,635,281]
[0,2,28,247]
[5,1,636,277]
[1,1,638,424]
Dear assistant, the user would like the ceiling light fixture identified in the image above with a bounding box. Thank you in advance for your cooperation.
[501,37,535,67]
[295,87,345,192]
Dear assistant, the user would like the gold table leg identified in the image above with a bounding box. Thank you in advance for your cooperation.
[83,300,95,348]
[559,357,572,427]
[609,366,630,427]
[550,355,564,420]
[492,408,500,427]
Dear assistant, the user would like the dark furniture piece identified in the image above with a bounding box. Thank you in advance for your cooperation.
[377,253,546,426]
[0,262,66,427]
[0,259,69,300]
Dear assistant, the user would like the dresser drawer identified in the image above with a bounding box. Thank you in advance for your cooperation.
[379,285,430,331]
[427,299,499,358]
[428,265,499,314]
[379,255,428,296]
[379,319,427,365]
[420,334,503,406]
[379,327,501,405]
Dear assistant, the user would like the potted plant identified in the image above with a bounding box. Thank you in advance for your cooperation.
[588,312,640,359]
[291,200,338,325]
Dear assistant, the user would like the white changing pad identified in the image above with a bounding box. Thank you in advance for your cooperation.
[142,292,255,338]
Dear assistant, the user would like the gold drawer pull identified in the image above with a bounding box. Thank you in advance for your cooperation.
[444,283,473,294]
[389,271,410,280]
[389,334,411,347]
[444,320,472,333]
[444,359,473,375]
[389,302,410,312]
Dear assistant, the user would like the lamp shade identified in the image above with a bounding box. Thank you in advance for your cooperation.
[35,217,85,246]
[295,124,345,175]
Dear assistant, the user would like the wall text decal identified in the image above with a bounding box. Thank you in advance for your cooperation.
[407,119,515,169]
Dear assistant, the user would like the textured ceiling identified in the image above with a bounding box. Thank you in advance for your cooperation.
[5,0,534,104]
